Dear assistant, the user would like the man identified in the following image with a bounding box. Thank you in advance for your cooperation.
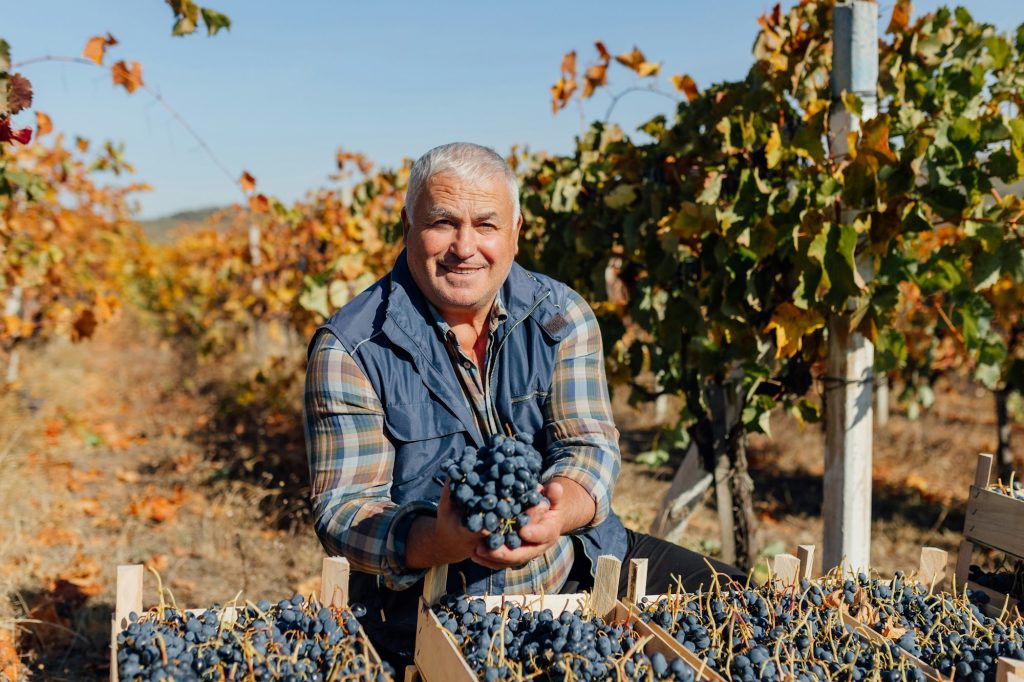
[304,142,740,666]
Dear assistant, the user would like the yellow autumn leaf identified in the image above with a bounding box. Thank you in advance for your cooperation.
[764,302,824,358]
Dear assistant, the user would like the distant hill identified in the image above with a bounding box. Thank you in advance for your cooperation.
[137,206,235,244]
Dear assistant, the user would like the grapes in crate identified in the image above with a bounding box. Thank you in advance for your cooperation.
[432,595,696,681]
[116,594,393,681]
[440,432,545,550]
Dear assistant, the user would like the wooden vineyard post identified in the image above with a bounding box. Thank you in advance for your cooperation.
[823,0,878,577]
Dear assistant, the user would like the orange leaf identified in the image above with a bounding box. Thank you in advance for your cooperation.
[115,467,141,484]
[583,63,608,99]
[671,74,699,102]
[887,0,911,34]
[35,111,53,136]
[71,308,98,341]
[249,193,270,214]
[127,485,186,523]
[594,41,610,62]
[111,60,143,94]
[0,626,19,681]
[82,33,117,65]
[615,46,660,77]
[75,136,90,153]
[560,50,577,80]
[240,170,256,193]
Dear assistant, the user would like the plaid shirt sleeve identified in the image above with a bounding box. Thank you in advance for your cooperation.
[303,330,431,590]
[541,288,621,529]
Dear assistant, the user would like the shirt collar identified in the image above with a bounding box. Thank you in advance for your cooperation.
[427,294,509,344]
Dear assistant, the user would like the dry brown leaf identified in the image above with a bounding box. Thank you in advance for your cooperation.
[145,554,169,573]
[36,110,53,137]
[115,468,141,484]
[76,498,101,516]
[240,171,256,193]
[127,485,187,524]
[249,193,269,214]
[35,527,79,547]
[671,74,699,102]
[0,625,19,681]
[111,60,143,94]
[82,33,118,65]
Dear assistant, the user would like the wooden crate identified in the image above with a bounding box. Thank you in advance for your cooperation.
[110,556,385,682]
[956,453,1024,617]
[412,555,718,682]
[783,545,1024,682]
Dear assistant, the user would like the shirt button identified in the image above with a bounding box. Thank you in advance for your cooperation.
[463,361,471,369]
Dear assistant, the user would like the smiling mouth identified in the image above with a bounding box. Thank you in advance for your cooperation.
[439,264,484,276]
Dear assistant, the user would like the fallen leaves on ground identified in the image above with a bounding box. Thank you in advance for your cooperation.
[127,485,187,523]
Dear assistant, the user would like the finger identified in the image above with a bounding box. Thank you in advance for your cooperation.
[517,517,560,544]
[543,480,564,508]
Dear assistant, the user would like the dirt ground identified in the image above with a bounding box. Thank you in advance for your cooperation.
[0,312,1020,680]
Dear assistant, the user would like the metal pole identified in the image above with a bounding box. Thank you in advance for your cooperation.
[823,0,877,575]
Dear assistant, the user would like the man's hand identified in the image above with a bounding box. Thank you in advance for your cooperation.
[471,477,596,571]
[405,481,486,570]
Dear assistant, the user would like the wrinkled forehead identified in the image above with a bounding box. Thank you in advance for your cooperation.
[411,170,516,218]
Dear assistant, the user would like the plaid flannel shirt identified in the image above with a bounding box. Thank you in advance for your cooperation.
[304,287,620,593]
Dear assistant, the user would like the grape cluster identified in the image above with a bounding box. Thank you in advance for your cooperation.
[836,571,1024,682]
[637,580,925,682]
[440,433,545,550]
[969,560,1024,601]
[989,479,1024,502]
[431,595,695,681]
[116,595,393,681]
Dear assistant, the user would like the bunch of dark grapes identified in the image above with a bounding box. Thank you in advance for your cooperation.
[990,479,1024,502]
[431,595,695,681]
[440,433,545,550]
[637,579,925,682]
[116,595,393,681]
[969,560,1024,601]
[841,570,1024,682]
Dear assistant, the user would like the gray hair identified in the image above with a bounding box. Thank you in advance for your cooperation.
[405,142,521,224]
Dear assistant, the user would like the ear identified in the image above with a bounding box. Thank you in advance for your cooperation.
[401,207,410,241]
[513,213,523,256]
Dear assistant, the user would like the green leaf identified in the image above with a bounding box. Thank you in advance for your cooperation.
[172,16,198,36]
[635,449,670,467]
[823,223,860,305]
[604,183,637,209]
[0,39,10,72]
[201,8,232,36]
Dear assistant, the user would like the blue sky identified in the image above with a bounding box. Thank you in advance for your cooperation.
[5,1,1022,218]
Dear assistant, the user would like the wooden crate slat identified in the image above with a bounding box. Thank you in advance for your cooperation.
[965,486,1024,561]
[479,593,589,614]
[620,602,728,682]
[413,599,477,682]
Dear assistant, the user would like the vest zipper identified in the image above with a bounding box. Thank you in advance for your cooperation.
[484,290,551,596]
[485,290,551,435]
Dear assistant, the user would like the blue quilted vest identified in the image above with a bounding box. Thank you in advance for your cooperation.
[316,251,627,606]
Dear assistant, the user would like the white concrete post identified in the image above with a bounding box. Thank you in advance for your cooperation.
[823,0,878,575]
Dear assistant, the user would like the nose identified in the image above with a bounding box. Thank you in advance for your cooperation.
[450,225,477,260]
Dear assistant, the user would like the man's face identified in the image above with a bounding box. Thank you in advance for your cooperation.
[402,171,521,317]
